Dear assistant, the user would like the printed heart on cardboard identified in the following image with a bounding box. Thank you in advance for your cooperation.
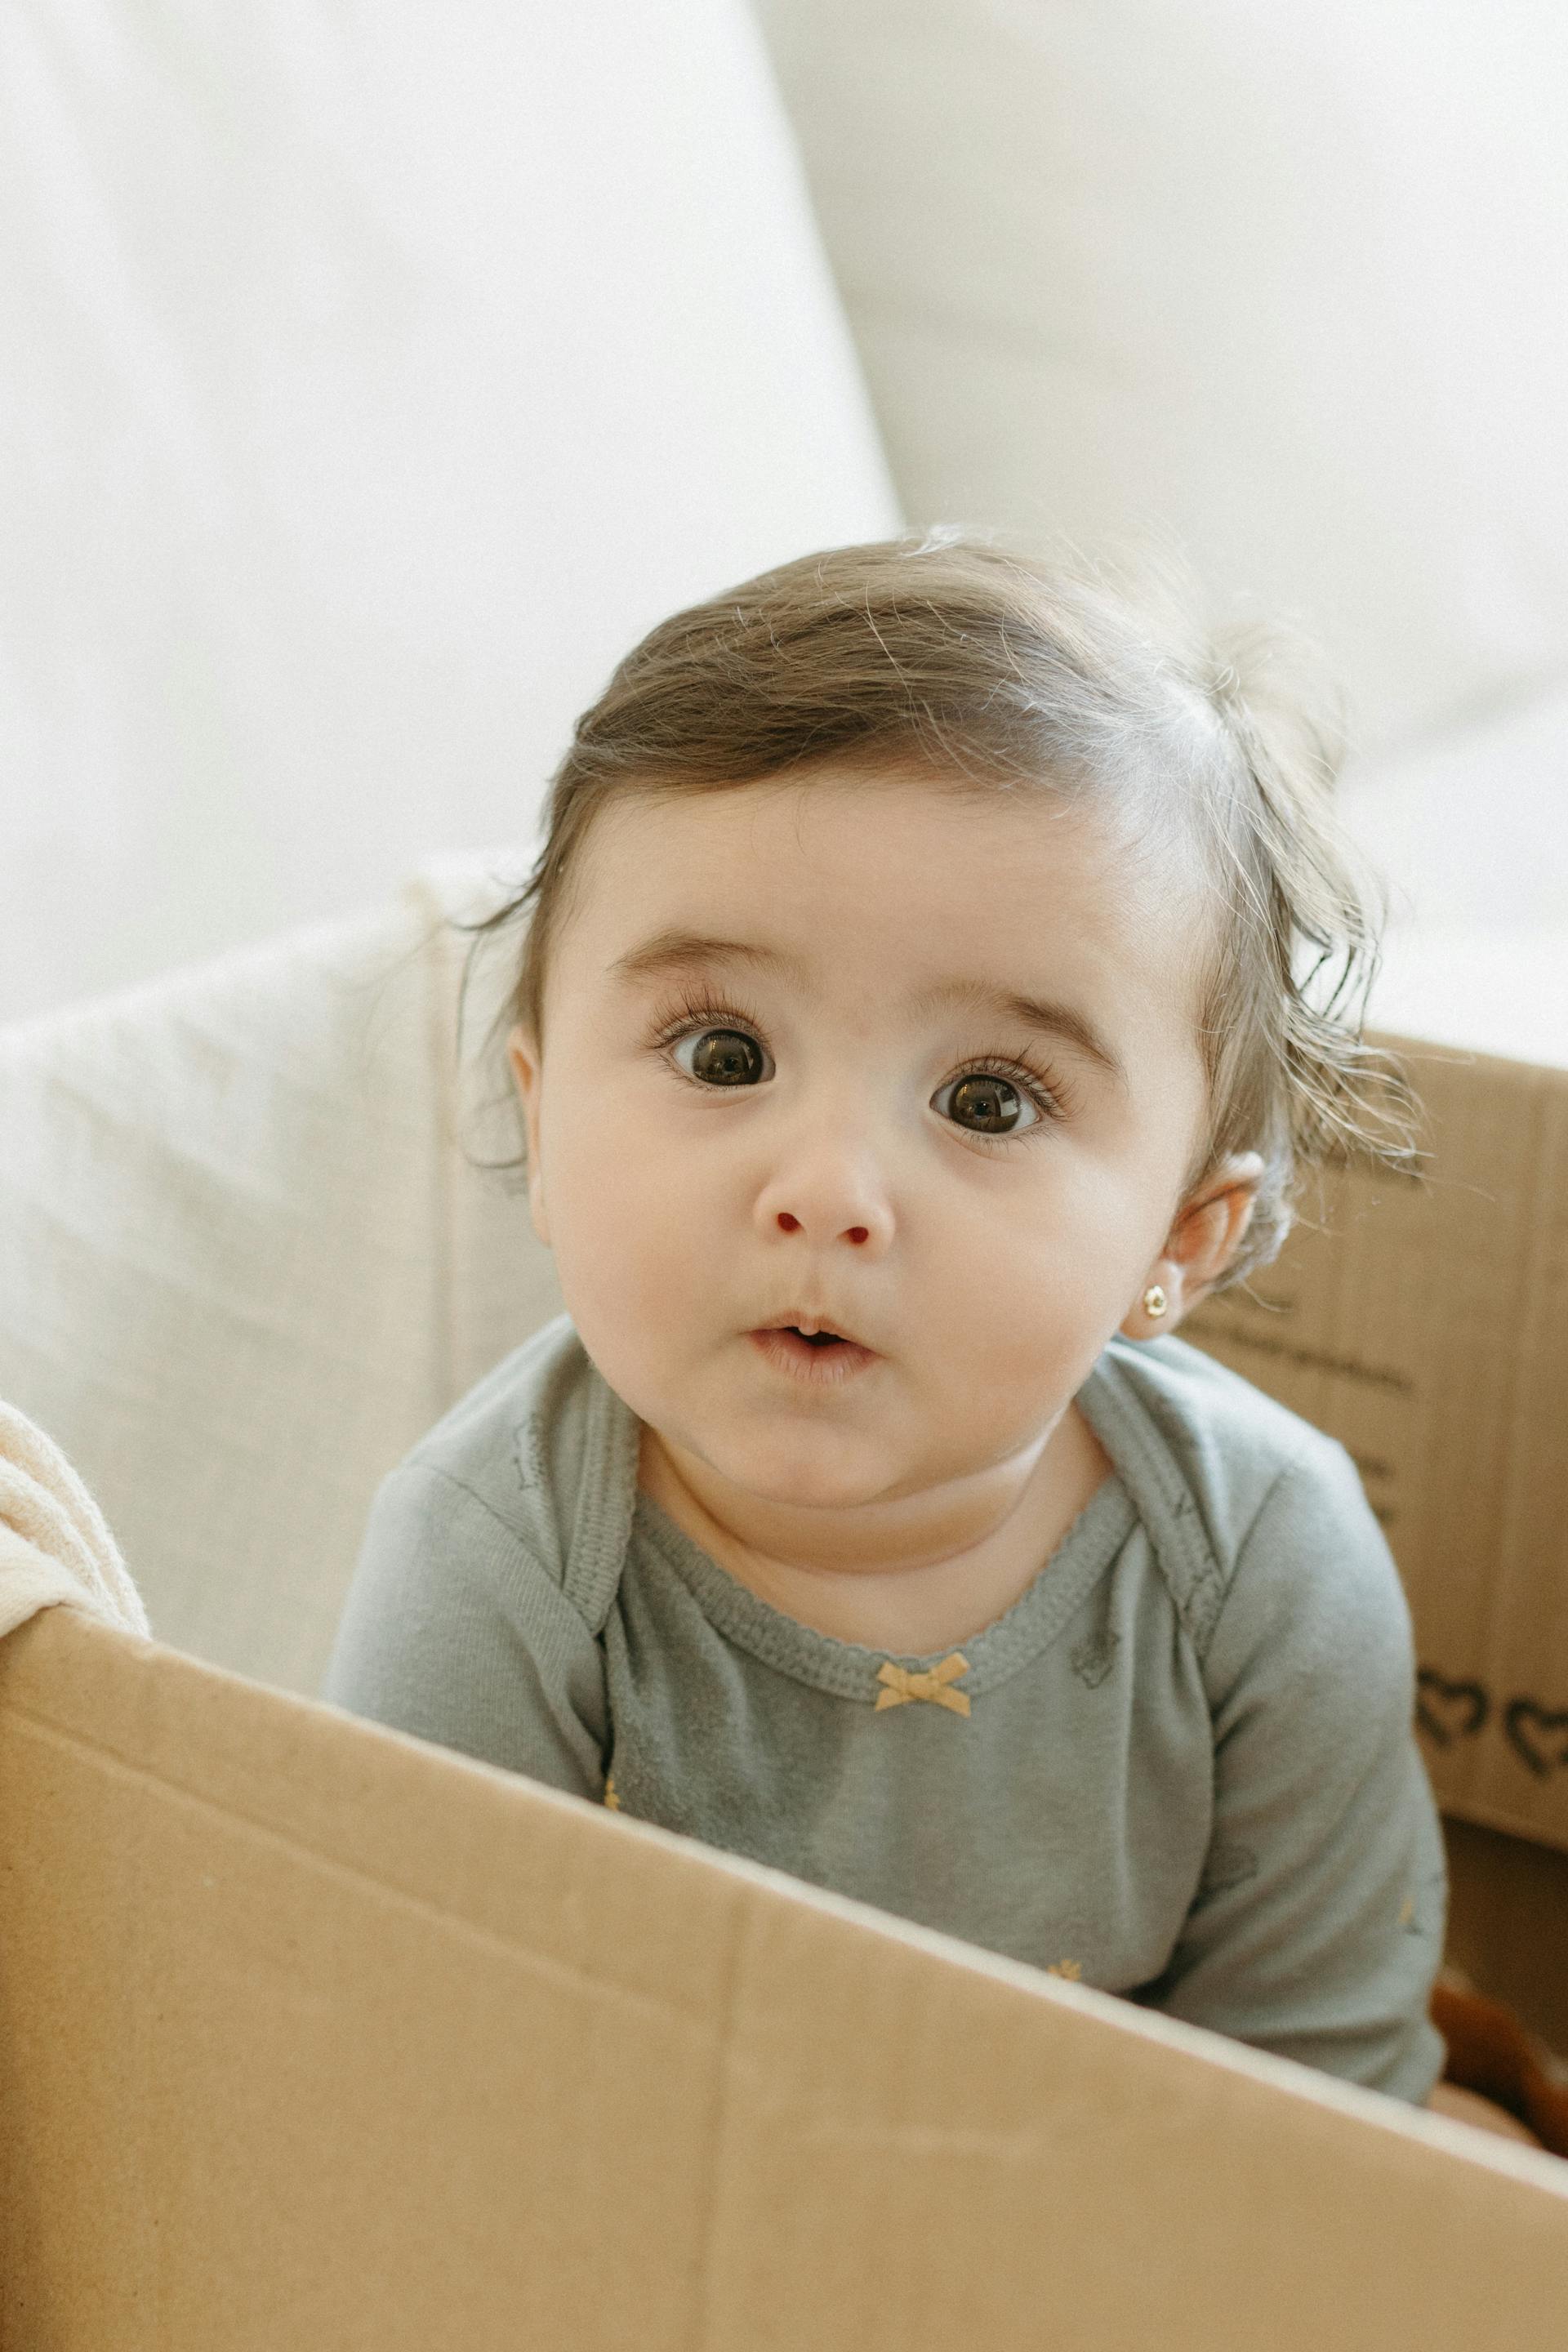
[1503,1699,1568,1781]
[1416,1669,1490,1748]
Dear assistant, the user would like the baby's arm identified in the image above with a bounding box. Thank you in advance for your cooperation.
[1129,1450,1448,2105]
[321,1462,608,1802]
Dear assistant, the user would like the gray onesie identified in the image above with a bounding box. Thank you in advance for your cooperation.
[322,1312,1448,2105]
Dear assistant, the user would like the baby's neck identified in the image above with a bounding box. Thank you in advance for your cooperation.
[636,1410,1111,1655]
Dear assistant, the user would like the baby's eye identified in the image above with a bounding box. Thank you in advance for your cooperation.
[933,1070,1042,1136]
[670,1024,770,1086]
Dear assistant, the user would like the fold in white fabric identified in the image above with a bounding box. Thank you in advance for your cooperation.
[0,1397,150,1645]
[0,855,568,1697]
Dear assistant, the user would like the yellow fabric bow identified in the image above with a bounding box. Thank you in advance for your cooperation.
[874,1651,973,1717]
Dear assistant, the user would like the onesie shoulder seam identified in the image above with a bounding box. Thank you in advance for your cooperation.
[386,1458,599,1636]
[1080,1340,1330,1670]
[1200,1457,1298,1656]
[1235,1457,1300,1561]
[1079,1354,1230,1661]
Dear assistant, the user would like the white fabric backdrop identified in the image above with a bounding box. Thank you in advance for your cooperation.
[755,0,1568,769]
[0,1,898,1023]
[1338,684,1568,1061]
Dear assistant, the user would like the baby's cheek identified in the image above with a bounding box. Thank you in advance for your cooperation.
[964,1199,1131,1340]
[558,1158,708,1347]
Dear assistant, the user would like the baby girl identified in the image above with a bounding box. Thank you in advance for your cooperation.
[324,533,1450,2110]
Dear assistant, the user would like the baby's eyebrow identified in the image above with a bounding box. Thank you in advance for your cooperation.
[607,928,1127,1089]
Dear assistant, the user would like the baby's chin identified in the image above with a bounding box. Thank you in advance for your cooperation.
[635,1396,913,1508]
[713,1453,909,1516]
[588,1326,949,1508]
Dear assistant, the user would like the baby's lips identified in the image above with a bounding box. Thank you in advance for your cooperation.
[754,1311,875,1350]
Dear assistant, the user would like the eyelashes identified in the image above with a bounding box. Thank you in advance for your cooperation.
[644,986,1073,1141]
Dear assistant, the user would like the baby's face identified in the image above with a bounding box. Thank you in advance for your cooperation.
[510,767,1219,1516]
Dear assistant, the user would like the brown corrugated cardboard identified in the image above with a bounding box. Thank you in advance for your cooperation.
[1184,1029,1568,1856]
[6,1018,1568,2349]
[2,1606,1566,2351]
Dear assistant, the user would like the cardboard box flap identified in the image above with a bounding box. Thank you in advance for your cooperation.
[1186,1031,1568,1855]
[2,1608,1566,2351]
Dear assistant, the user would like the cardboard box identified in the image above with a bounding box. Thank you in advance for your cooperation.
[3,1030,1568,2346]
[1184,1037,1568,1857]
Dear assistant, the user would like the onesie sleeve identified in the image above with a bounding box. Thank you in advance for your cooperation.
[320,1461,609,1803]
[1131,1448,1449,2105]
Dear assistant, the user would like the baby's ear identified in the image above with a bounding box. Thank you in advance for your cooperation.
[1122,1153,1264,1340]
[506,1022,539,1102]
[1165,1153,1265,1305]
[506,1024,551,1250]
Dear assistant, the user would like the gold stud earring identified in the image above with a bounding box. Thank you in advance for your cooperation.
[1143,1284,1169,1320]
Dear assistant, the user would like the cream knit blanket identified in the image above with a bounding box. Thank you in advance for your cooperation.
[0,1399,150,1643]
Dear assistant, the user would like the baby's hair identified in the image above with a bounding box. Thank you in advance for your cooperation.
[454,532,1423,1292]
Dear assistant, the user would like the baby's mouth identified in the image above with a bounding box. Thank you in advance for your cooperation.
[748,1323,880,1379]
[751,1312,880,1367]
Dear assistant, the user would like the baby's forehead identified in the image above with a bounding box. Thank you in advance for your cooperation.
[590,759,1200,883]
[575,777,1217,1026]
